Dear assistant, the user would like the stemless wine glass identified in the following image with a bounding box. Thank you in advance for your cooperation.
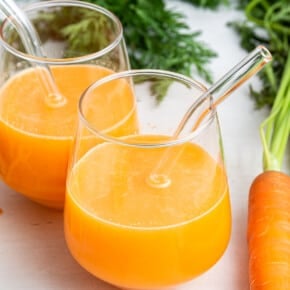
[64,70,232,290]
[0,0,130,209]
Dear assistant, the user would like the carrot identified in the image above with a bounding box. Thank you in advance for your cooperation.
[247,44,290,288]
[248,170,290,290]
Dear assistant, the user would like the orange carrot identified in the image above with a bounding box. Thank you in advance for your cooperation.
[248,170,290,290]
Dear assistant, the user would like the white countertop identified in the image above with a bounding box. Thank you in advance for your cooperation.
[0,1,278,289]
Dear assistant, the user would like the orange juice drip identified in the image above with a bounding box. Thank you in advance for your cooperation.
[65,136,231,289]
[0,65,137,208]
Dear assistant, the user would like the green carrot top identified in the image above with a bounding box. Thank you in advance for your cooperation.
[261,51,290,171]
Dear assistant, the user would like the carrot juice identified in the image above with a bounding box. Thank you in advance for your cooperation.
[0,65,137,208]
[64,136,231,289]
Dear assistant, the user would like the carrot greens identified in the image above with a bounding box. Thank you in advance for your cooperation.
[83,0,225,82]
[229,0,290,170]
[178,0,228,9]
[229,0,290,109]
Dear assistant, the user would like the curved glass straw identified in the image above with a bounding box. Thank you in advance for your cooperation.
[0,0,66,107]
[149,45,272,187]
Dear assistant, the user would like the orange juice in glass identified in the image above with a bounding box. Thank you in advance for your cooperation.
[0,0,134,209]
[64,70,232,289]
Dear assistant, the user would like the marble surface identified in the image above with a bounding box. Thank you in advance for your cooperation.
[0,1,279,289]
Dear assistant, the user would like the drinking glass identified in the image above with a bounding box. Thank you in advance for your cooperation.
[0,0,130,209]
[64,70,232,289]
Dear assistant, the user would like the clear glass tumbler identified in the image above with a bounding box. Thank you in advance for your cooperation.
[64,69,232,289]
[0,0,130,208]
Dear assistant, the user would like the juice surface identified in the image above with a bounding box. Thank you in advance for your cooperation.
[65,136,231,289]
[0,65,136,208]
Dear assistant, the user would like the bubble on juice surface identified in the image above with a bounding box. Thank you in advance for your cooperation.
[147,173,171,188]
[45,93,67,108]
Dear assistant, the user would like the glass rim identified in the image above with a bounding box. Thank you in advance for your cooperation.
[79,69,217,148]
[0,0,124,65]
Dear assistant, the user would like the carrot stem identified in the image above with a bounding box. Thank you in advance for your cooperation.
[261,49,290,171]
[245,0,270,28]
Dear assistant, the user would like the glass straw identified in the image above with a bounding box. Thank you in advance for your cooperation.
[0,0,66,107]
[148,45,272,188]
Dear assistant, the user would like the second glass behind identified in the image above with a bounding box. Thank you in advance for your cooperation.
[0,0,130,208]
[64,70,232,289]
